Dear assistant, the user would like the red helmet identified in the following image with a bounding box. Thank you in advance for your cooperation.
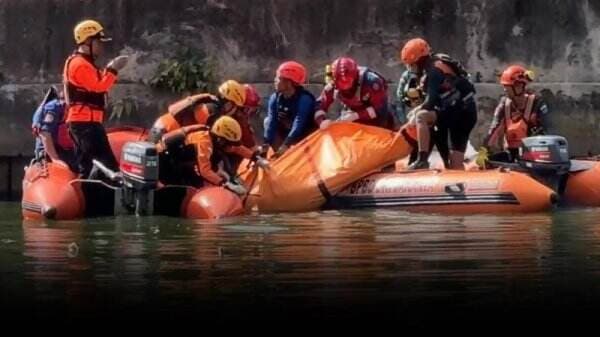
[332,57,358,91]
[276,61,306,85]
[400,38,431,65]
[243,84,260,108]
[500,65,533,86]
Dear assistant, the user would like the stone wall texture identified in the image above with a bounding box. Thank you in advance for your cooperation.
[2,0,600,157]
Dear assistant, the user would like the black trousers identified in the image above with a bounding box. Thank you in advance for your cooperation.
[68,122,119,177]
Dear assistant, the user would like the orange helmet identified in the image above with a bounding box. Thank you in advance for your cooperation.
[400,38,431,65]
[276,61,307,85]
[243,84,261,108]
[500,65,534,86]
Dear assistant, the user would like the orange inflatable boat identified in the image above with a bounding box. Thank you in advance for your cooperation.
[319,132,600,214]
[465,136,600,207]
[106,126,149,162]
[562,159,600,206]
[22,127,244,221]
[327,169,557,213]
[22,161,84,220]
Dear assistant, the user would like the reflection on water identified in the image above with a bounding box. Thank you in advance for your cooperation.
[3,203,600,323]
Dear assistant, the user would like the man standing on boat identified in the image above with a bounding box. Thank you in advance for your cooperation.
[63,19,128,178]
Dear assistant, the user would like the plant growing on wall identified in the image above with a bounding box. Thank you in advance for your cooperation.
[149,47,216,94]
[109,97,138,122]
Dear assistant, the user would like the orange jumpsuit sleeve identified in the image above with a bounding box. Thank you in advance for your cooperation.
[225,145,255,159]
[69,58,117,93]
[186,132,224,186]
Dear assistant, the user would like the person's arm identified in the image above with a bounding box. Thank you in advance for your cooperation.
[283,94,315,146]
[187,134,225,186]
[314,85,334,126]
[70,60,117,93]
[483,98,506,149]
[263,94,278,145]
[226,144,255,160]
[420,67,444,111]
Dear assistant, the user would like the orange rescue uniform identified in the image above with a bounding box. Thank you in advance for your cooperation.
[158,127,255,186]
[150,94,219,142]
[63,53,116,123]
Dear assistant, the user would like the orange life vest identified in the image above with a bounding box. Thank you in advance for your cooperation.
[63,53,117,123]
[504,94,536,148]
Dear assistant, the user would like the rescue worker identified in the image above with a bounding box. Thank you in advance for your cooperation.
[400,38,477,170]
[63,19,129,177]
[396,70,450,168]
[31,86,76,170]
[148,80,247,143]
[262,61,316,158]
[157,116,269,194]
[315,57,393,130]
[236,84,261,149]
[396,69,423,124]
[482,65,550,162]
[228,84,261,172]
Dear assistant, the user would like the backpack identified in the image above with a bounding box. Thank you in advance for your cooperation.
[432,53,470,79]
[432,53,476,106]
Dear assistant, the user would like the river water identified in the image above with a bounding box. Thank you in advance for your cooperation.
[2,202,600,325]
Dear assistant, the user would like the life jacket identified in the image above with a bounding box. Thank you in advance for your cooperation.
[167,94,219,128]
[431,53,475,109]
[159,124,209,154]
[337,67,388,105]
[504,94,536,148]
[63,53,108,122]
[150,95,219,143]
[337,67,391,128]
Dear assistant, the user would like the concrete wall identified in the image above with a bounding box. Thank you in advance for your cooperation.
[2,0,600,158]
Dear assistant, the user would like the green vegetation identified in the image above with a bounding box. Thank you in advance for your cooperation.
[149,47,216,94]
[109,97,138,122]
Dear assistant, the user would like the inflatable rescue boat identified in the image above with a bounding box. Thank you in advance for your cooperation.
[473,135,600,207]
[327,169,557,213]
[329,134,600,213]
[22,127,244,221]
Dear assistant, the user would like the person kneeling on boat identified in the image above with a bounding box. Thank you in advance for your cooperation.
[482,65,550,163]
[314,57,394,131]
[148,80,247,143]
[400,38,477,170]
[397,69,451,169]
[261,61,317,158]
[157,116,269,195]
[31,86,76,170]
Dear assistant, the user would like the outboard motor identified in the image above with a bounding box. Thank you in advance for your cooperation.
[518,135,570,194]
[120,141,159,215]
